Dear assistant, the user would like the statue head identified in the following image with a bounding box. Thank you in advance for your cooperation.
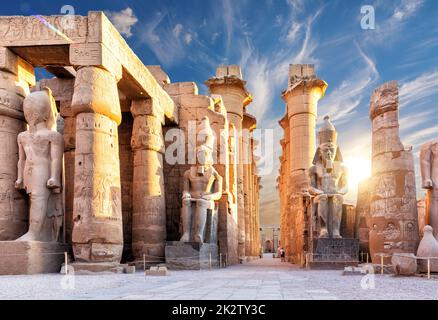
[313,116,343,169]
[196,144,214,167]
[23,87,58,130]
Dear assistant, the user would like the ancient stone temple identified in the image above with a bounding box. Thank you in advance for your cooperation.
[0,11,261,274]
[368,81,419,265]
[278,64,359,268]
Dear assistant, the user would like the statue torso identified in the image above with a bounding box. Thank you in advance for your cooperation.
[312,162,345,194]
[188,166,216,199]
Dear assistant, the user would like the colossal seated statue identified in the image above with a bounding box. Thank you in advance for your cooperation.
[308,116,348,239]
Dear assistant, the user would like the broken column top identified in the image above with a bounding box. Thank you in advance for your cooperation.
[215,65,242,79]
[369,80,399,120]
[283,63,327,97]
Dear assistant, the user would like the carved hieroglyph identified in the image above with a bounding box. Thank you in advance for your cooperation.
[368,81,419,264]
[15,88,63,242]
[130,98,166,263]
[180,117,223,243]
[71,67,123,263]
[420,141,438,239]
[308,116,348,239]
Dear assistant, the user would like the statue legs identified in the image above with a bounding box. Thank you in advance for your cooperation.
[316,195,328,238]
[17,190,50,242]
[180,198,209,243]
[180,198,192,242]
[332,194,343,239]
[194,199,209,243]
[316,194,343,238]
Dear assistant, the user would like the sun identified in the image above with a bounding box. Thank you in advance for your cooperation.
[344,156,372,189]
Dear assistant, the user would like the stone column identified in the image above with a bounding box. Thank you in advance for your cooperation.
[369,81,419,264]
[243,113,256,257]
[71,66,124,263]
[130,99,166,264]
[0,47,34,240]
[206,65,252,260]
[282,64,327,192]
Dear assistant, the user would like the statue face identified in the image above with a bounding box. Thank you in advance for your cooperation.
[320,142,336,164]
[196,146,213,166]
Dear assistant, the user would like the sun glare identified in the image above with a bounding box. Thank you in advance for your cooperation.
[344,156,372,189]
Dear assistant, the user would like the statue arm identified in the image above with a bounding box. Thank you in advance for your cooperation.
[182,170,191,199]
[338,165,349,195]
[420,143,433,188]
[210,171,223,201]
[15,134,25,189]
[47,133,63,188]
[308,166,323,195]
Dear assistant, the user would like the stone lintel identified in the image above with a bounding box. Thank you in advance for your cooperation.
[69,42,122,80]
[0,47,35,86]
[0,12,177,125]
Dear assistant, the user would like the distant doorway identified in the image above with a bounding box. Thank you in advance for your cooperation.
[264,240,273,253]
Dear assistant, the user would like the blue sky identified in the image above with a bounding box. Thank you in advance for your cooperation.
[3,0,438,225]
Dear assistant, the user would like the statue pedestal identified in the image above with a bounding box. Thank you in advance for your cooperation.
[67,262,134,274]
[165,242,219,270]
[308,238,359,269]
[0,241,70,275]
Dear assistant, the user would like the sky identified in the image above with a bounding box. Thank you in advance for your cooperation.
[2,0,438,226]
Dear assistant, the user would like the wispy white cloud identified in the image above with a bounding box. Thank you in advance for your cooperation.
[399,70,438,108]
[172,23,183,38]
[365,0,424,43]
[105,7,138,38]
[318,43,379,124]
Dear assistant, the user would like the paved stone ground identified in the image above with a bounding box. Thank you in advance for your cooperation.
[0,254,437,300]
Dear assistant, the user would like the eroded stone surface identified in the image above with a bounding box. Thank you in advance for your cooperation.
[368,81,419,264]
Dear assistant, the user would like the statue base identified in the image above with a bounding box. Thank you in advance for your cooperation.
[0,241,70,275]
[165,241,219,270]
[308,238,359,270]
[67,262,135,274]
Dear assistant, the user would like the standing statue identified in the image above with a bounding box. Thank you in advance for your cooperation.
[180,117,222,243]
[308,116,348,238]
[15,88,64,242]
[420,141,438,239]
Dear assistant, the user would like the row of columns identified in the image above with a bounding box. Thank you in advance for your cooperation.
[70,66,167,264]
[206,65,260,260]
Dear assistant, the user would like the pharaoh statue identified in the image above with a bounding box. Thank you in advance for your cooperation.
[308,116,348,238]
[14,88,64,242]
[180,117,223,243]
[420,141,438,239]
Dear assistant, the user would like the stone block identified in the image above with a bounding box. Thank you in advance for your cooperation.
[68,262,133,274]
[309,238,360,269]
[0,241,70,275]
[165,242,219,270]
[392,253,417,276]
[145,266,168,276]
